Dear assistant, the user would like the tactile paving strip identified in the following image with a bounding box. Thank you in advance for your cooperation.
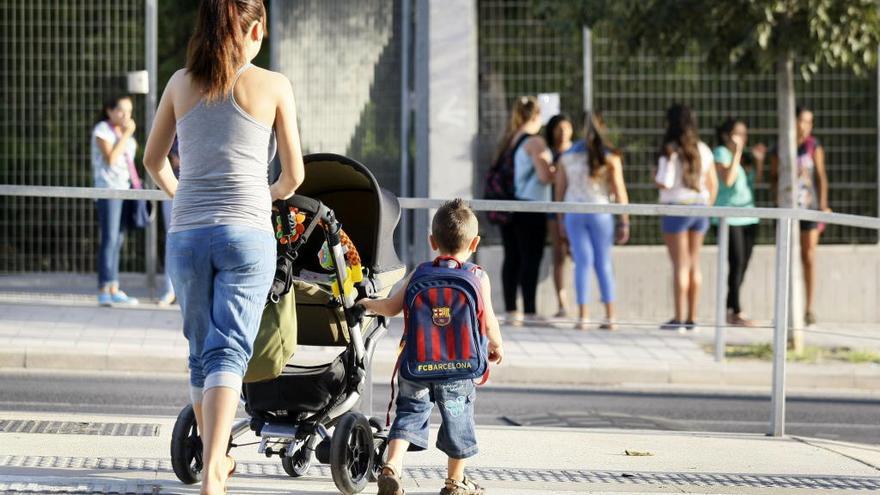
[0,455,878,490]
[0,420,159,437]
[0,481,160,494]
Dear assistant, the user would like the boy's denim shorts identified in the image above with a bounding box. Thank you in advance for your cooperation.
[388,377,478,459]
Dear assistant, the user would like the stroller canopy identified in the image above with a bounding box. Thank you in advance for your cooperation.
[298,153,404,280]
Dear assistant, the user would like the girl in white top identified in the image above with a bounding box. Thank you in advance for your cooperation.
[654,104,718,332]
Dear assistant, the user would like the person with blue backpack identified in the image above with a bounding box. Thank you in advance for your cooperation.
[359,199,504,495]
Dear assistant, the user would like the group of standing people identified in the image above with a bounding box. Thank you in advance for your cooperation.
[495,98,829,331]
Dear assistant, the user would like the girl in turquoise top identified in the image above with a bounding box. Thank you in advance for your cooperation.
[713,118,766,327]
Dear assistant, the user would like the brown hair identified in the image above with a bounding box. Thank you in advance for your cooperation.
[493,96,540,164]
[186,0,267,102]
[431,199,479,254]
[661,103,701,191]
[585,112,619,179]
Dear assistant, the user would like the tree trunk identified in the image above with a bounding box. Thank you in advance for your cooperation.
[776,54,805,353]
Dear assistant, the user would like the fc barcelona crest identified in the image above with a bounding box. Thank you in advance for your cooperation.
[432,306,451,326]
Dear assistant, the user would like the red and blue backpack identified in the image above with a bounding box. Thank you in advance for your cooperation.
[398,256,488,383]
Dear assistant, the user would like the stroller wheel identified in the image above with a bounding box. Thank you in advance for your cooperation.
[281,444,312,478]
[330,412,373,494]
[367,436,389,483]
[170,405,202,484]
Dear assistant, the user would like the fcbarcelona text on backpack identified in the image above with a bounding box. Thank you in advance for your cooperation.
[359,199,504,495]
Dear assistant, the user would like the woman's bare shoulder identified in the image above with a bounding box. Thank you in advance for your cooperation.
[243,67,293,94]
[524,134,548,152]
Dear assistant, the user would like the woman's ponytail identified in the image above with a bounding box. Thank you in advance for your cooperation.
[493,96,540,164]
[186,0,266,102]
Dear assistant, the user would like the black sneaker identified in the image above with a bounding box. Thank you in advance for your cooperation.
[660,319,686,333]
[684,320,698,331]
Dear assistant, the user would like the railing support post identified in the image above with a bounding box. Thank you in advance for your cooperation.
[770,217,793,437]
[714,217,729,362]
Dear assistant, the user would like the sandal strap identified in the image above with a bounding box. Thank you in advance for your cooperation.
[445,476,482,489]
[382,463,402,478]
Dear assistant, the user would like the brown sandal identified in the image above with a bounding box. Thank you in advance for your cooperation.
[377,464,405,495]
[440,476,485,495]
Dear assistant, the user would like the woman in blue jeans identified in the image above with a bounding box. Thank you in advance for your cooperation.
[555,113,630,330]
[91,95,139,306]
[143,1,305,493]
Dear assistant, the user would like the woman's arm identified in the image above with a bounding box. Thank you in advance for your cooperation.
[750,143,767,185]
[706,159,719,206]
[554,161,568,228]
[769,154,780,206]
[814,145,830,211]
[608,155,630,225]
[524,136,555,184]
[96,121,136,167]
[143,74,180,198]
[269,75,306,201]
[716,138,743,187]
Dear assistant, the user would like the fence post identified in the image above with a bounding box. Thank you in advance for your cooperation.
[770,217,793,437]
[582,25,593,114]
[399,0,412,267]
[144,0,159,297]
[714,217,729,362]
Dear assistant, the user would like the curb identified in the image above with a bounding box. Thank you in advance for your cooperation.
[3,348,878,391]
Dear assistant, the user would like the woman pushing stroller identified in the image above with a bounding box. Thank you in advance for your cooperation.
[143,1,305,494]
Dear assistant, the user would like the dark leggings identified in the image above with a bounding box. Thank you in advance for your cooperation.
[500,212,547,314]
[723,224,757,314]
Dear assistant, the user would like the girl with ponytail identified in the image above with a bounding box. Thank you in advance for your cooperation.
[654,103,718,332]
[555,112,630,330]
[497,96,555,323]
[142,1,305,493]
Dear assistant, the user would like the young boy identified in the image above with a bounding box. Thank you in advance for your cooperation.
[360,198,504,495]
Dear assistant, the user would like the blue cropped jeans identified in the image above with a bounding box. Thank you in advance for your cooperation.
[167,225,275,404]
[564,213,616,305]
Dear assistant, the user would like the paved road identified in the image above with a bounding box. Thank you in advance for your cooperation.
[2,370,878,444]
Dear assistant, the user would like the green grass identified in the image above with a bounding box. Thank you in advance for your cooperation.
[709,343,880,364]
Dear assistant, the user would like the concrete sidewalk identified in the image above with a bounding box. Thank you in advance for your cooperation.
[0,299,878,392]
[0,410,878,494]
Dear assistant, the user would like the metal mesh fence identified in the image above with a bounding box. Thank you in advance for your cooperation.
[593,31,879,244]
[0,0,147,272]
[270,0,403,195]
[477,1,879,245]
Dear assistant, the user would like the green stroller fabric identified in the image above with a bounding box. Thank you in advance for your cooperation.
[244,289,297,384]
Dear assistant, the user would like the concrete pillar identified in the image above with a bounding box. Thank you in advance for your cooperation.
[413,0,479,262]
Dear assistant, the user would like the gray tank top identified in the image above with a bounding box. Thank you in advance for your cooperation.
[170,63,277,233]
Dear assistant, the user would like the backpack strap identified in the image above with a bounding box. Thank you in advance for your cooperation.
[386,339,405,427]
[511,133,532,156]
[804,135,817,158]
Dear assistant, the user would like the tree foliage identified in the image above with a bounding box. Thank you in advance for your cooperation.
[534,0,880,77]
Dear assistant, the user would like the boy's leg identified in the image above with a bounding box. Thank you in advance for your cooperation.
[380,378,433,495]
[383,438,411,475]
[448,457,467,483]
[434,380,482,493]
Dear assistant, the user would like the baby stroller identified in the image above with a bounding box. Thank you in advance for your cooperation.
[169,153,406,494]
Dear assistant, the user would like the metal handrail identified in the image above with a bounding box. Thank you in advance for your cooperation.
[3,185,877,230]
[3,184,879,438]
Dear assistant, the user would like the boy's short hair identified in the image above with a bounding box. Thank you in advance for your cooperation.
[432,199,479,253]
